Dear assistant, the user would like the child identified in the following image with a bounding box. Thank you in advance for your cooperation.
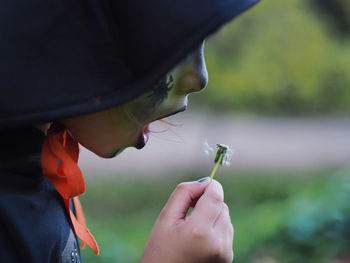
[0,0,259,262]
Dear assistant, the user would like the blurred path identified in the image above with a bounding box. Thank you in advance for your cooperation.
[79,111,350,178]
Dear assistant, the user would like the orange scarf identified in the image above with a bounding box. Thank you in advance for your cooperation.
[41,124,99,255]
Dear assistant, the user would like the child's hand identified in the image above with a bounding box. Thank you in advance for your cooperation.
[141,179,234,263]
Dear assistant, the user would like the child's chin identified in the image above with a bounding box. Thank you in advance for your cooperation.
[94,147,125,159]
[109,148,126,158]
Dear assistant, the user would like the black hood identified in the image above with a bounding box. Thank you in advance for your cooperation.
[0,0,259,128]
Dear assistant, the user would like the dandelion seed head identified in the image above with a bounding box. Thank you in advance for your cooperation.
[215,143,233,166]
[217,143,229,150]
[223,160,231,167]
[209,142,234,179]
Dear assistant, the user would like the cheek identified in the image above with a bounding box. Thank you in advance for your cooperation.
[78,126,141,158]
[62,110,142,158]
[125,99,157,125]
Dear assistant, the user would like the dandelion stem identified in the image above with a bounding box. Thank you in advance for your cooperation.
[210,154,223,179]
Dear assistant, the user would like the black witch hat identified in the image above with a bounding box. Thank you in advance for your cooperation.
[0,0,259,129]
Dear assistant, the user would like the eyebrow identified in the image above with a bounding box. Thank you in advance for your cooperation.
[149,74,174,106]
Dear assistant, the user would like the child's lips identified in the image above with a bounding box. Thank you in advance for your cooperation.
[135,105,186,149]
[135,124,150,149]
[143,124,150,142]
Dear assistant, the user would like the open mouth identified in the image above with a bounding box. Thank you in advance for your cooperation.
[136,124,150,149]
[135,106,187,150]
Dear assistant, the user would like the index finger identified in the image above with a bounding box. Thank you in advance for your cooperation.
[160,179,211,224]
[188,179,224,226]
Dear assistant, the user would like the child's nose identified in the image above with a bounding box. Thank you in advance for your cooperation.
[183,69,208,94]
[186,43,208,93]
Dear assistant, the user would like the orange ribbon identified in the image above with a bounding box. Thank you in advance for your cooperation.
[41,124,99,255]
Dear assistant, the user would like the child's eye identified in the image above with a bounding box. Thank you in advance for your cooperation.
[149,74,174,106]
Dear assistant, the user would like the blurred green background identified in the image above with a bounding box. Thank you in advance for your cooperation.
[80,0,350,262]
[81,169,350,263]
[194,0,350,116]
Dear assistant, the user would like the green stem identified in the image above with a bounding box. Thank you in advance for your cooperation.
[210,155,223,179]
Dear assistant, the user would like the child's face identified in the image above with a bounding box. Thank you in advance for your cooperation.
[61,43,208,158]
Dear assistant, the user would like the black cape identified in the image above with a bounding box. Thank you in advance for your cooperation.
[0,127,82,262]
[0,0,259,129]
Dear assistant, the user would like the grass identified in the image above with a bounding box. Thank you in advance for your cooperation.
[80,167,350,263]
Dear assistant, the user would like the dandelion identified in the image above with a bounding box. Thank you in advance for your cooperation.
[210,144,233,180]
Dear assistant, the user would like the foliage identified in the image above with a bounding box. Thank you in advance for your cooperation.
[246,169,350,263]
[80,167,350,263]
[191,0,350,115]
[310,0,350,35]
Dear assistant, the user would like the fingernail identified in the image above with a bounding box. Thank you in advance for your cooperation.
[197,177,210,183]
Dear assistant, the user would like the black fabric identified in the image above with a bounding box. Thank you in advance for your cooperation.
[0,0,259,128]
[0,127,81,262]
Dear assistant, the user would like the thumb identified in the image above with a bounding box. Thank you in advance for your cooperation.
[161,178,211,224]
